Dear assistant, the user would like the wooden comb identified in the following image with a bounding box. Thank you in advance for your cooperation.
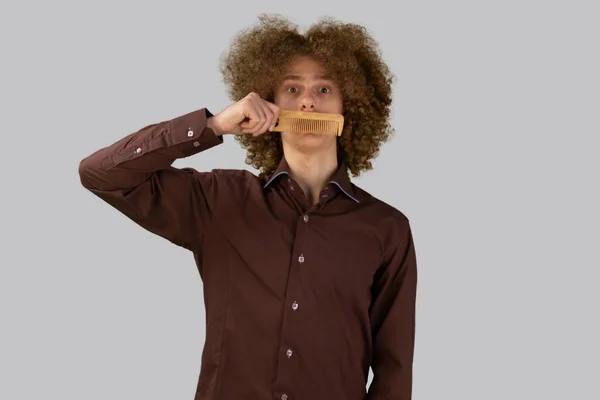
[270,110,344,136]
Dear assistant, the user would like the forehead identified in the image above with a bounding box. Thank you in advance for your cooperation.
[280,56,333,80]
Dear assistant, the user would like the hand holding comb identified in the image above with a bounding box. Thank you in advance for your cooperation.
[270,110,344,136]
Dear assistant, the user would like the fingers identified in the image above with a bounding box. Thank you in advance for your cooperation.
[265,101,280,132]
[240,93,280,136]
[250,105,271,135]
[253,100,279,136]
[240,101,265,134]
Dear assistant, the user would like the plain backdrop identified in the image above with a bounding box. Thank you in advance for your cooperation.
[1,1,598,399]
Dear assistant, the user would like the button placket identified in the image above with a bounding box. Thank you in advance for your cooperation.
[278,201,306,399]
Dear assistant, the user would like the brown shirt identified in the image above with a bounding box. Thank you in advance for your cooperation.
[78,107,418,400]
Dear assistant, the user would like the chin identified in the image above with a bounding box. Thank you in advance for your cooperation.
[285,132,335,147]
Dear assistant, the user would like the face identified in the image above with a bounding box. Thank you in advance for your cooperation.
[273,55,344,152]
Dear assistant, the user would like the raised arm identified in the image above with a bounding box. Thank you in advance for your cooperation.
[78,107,223,251]
[78,93,281,252]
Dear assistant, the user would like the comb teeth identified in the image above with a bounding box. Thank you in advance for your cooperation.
[271,110,344,136]
[279,118,339,135]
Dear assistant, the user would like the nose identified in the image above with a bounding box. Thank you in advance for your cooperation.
[299,92,316,111]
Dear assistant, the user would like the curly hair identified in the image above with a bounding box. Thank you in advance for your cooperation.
[218,14,396,177]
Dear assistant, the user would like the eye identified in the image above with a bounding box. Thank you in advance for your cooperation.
[287,87,297,93]
[319,87,330,94]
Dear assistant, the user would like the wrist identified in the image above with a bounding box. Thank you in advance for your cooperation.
[207,116,224,136]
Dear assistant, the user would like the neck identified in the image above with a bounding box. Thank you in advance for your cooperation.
[282,143,338,205]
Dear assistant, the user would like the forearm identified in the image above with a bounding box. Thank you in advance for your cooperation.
[78,108,222,192]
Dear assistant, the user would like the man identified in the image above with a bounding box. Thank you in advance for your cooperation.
[79,14,418,400]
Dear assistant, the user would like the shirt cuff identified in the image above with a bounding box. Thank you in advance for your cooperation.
[168,107,223,158]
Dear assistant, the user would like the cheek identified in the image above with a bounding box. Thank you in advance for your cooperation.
[275,96,294,110]
[327,96,344,113]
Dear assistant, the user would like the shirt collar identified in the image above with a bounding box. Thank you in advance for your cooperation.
[263,157,360,203]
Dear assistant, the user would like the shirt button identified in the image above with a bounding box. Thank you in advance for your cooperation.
[286,349,293,358]
[302,214,309,223]
[187,129,194,137]
[193,141,200,147]
[281,394,288,400]
[298,254,304,263]
[292,301,299,311]
[135,147,142,153]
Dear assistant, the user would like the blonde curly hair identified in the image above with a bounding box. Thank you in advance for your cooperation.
[219,14,396,177]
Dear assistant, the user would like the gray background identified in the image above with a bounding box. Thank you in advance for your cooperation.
[1,0,598,399]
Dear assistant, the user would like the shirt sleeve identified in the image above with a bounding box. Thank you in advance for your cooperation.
[78,107,223,252]
[367,217,418,399]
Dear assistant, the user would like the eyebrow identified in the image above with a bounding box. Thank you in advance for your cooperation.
[280,74,334,81]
